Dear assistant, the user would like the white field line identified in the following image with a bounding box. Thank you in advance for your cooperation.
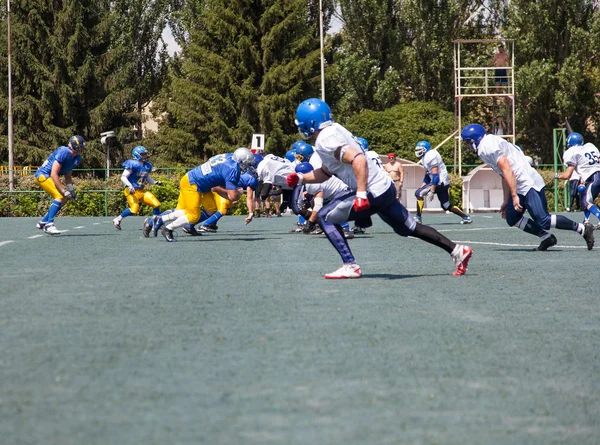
[27,235,44,239]
[437,226,512,233]
[0,240,15,247]
[93,223,101,225]
[73,226,85,229]
[453,240,588,249]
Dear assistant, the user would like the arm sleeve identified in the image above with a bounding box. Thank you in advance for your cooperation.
[121,169,134,188]
[431,174,440,185]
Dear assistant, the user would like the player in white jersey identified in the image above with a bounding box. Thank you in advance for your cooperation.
[292,162,354,238]
[286,98,473,279]
[556,132,600,228]
[256,153,296,213]
[461,124,594,250]
[414,140,472,224]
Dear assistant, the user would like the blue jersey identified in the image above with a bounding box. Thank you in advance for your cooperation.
[188,153,241,192]
[122,159,153,190]
[238,172,258,191]
[35,146,81,178]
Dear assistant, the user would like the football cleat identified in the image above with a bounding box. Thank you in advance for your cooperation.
[583,223,595,250]
[112,217,121,230]
[351,226,366,234]
[206,223,218,231]
[343,228,355,239]
[182,225,202,236]
[324,263,362,279]
[43,223,61,235]
[161,225,176,242]
[460,216,473,225]
[142,217,152,238]
[197,225,217,233]
[152,215,163,237]
[536,234,557,251]
[36,221,46,230]
[452,245,473,276]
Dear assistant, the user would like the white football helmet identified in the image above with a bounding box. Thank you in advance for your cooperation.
[233,147,256,172]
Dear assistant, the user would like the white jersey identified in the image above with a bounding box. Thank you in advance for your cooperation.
[256,154,295,189]
[305,175,349,202]
[309,151,323,169]
[477,134,545,194]
[563,143,600,182]
[422,150,450,186]
[314,123,391,197]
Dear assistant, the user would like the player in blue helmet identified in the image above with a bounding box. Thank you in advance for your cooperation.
[556,133,600,229]
[295,98,334,139]
[113,146,162,231]
[292,141,314,163]
[34,135,85,235]
[567,132,584,148]
[148,148,252,242]
[462,123,594,250]
[286,97,474,278]
[413,140,472,225]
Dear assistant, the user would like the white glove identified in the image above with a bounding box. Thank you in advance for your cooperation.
[66,184,77,201]
[62,189,73,199]
[128,186,136,194]
[426,189,435,202]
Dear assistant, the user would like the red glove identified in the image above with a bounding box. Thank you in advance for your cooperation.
[286,173,303,187]
[353,191,370,211]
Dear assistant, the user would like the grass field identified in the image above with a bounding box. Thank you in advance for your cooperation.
[1,213,599,445]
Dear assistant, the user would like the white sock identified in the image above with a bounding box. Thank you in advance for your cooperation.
[162,209,185,223]
[167,214,191,230]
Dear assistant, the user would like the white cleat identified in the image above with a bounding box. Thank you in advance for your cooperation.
[460,216,473,224]
[113,218,122,230]
[43,223,61,236]
[324,263,362,279]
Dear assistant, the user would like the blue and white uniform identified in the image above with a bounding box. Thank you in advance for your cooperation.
[476,134,585,238]
[563,142,600,217]
[256,154,295,189]
[122,159,154,190]
[188,153,241,192]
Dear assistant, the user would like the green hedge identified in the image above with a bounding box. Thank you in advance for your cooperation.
[0,169,589,217]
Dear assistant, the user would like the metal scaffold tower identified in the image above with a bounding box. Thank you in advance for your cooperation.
[453,39,515,176]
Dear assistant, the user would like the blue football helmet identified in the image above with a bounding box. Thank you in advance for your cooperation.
[233,147,256,172]
[295,98,334,139]
[292,141,314,162]
[415,140,432,158]
[567,132,583,148]
[132,146,148,160]
[356,137,369,150]
[295,162,314,174]
[285,149,297,163]
[68,135,86,153]
[461,124,487,151]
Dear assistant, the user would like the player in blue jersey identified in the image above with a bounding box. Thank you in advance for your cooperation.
[113,146,162,230]
[181,171,260,235]
[34,136,86,235]
[152,147,256,242]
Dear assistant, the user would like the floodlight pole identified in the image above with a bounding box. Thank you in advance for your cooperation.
[7,0,14,191]
[319,0,325,101]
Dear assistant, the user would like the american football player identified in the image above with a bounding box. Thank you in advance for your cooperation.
[113,146,162,230]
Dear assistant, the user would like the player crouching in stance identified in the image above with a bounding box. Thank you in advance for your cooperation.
[150,148,256,242]
[461,124,594,250]
[113,146,162,230]
[34,135,85,235]
[287,98,473,279]
[414,140,472,224]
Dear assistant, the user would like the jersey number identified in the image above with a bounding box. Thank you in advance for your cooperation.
[584,152,599,165]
